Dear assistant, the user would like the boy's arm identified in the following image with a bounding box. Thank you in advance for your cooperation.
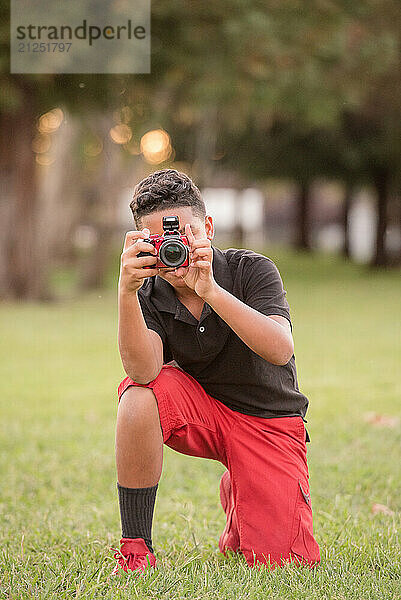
[118,289,164,384]
[203,286,294,366]
[175,225,293,366]
[118,228,164,384]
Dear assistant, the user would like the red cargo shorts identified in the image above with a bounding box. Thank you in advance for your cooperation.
[117,364,321,569]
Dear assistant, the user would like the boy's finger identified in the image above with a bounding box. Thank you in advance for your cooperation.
[190,238,211,250]
[191,247,212,259]
[174,266,189,277]
[185,223,195,244]
[123,229,150,251]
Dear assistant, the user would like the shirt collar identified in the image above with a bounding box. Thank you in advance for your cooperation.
[150,246,233,316]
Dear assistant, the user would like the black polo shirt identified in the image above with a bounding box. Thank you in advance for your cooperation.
[137,246,310,436]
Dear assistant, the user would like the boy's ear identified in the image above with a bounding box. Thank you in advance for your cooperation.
[205,215,214,239]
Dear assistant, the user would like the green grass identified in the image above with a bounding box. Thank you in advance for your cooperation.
[1,248,400,599]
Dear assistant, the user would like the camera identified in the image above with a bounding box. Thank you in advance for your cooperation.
[138,216,190,269]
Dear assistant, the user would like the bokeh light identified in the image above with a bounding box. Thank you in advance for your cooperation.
[84,136,103,157]
[32,133,51,154]
[35,153,55,166]
[37,108,64,133]
[109,124,132,144]
[140,129,173,164]
[113,105,133,124]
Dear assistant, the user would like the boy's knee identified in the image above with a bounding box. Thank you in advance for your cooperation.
[117,385,159,426]
[117,365,184,408]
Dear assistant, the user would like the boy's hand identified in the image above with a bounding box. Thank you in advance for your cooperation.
[119,228,159,294]
[174,224,218,299]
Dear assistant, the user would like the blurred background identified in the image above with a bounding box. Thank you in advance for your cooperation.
[0,1,400,301]
[1,4,401,593]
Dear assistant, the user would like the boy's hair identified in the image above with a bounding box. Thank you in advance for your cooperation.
[130,169,206,228]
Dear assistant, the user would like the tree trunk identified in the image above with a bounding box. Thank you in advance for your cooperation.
[3,79,51,300]
[78,224,115,290]
[295,181,311,250]
[77,114,123,292]
[371,168,390,267]
[0,113,14,297]
[342,182,353,259]
[397,195,401,266]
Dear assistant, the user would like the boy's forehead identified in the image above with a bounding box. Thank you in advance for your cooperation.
[141,208,201,230]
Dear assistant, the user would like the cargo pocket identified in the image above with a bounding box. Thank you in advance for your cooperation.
[289,480,320,566]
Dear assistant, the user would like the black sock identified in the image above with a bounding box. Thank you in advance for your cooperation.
[117,482,158,554]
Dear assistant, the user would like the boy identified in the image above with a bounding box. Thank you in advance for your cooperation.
[112,169,320,575]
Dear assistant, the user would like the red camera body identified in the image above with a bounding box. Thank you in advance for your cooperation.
[139,233,190,269]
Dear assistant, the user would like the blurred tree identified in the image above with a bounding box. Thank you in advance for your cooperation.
[0,0,129,298]
[0,77,120,298]
[330,2,401,266]
[1,0,400,304]
[145,1,401,265]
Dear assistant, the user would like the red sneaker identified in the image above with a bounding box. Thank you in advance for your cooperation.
[110,537,156,576]
[218,470,240,554]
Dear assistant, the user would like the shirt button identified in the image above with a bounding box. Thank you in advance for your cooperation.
[199,326,205,333]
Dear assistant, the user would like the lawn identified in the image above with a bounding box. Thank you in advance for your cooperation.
[1,248,400,599]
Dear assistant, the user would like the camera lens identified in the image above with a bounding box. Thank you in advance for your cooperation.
[159,239,187,267]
